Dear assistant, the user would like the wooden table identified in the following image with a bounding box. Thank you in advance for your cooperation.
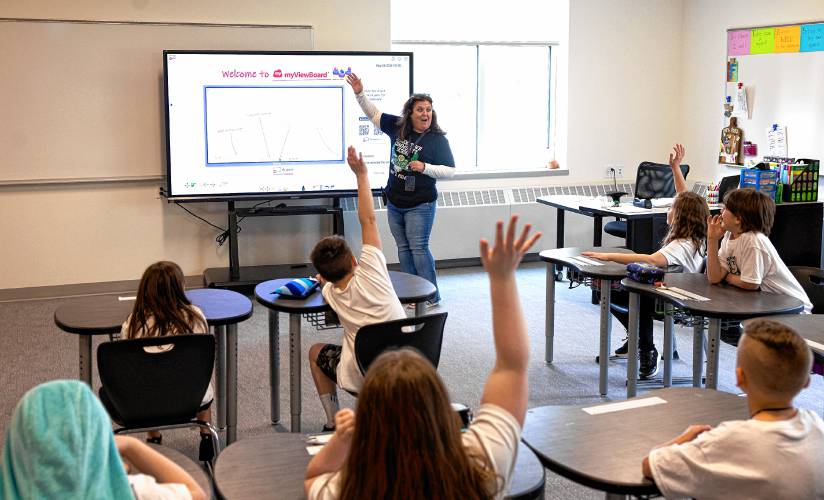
[521,387,748,498]
[149,443,212,497]
[744,314,824,363]
[621,274,804,392]
[540,247,633,396]
[254,271,437,432]
[54,288,253,444]
[214,432,544,500]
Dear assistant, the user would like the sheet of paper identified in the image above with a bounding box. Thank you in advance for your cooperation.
[665,287,711,301]
[656,289,694,302]
[583,396,667,415]
[608,205,650,214]
[774,25,801,52]
[650,198,674,208]
[806,339,824,352]
[306,433,334,445]
[800,23,824,52]
[767,126,788,157]
[570,255,603,266]
[306,445,324,456]
[750,27,775,54]
[118,296,136,301]
[727,30,751,56]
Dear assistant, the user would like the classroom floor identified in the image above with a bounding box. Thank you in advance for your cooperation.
[2,262,822,499]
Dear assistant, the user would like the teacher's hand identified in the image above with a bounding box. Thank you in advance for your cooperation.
[345,73,363,94]
[408,160,425,173]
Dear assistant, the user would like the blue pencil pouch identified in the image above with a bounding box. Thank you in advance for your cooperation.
[272,277,320,299]
[626,262,665,284]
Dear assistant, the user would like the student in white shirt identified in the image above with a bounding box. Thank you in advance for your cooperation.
[644,318,824,499]
[707,188,812,344]
[304,216,541,499]
[584,145,709,378]
[308,146,406,430]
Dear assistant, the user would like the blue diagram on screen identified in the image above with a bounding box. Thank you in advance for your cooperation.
[203,85,345,166]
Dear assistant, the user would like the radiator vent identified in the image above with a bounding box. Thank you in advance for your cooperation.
[439,189,507,207]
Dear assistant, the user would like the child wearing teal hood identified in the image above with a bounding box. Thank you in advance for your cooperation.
[0,380,205,499]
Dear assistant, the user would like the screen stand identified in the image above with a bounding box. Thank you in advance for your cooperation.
[204,199,344,291]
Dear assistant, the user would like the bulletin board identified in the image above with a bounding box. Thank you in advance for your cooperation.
[0,18,313,185]
[725,22,824,163]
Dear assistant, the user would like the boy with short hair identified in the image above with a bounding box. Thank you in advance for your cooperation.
[308,146,406,430]
[642,318,824,499]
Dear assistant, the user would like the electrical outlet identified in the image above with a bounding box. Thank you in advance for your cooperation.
[614,166,624,178]
[604,165,625,179]
[605,166,615,179]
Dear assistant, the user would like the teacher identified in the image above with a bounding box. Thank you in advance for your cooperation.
[346,73,455,307]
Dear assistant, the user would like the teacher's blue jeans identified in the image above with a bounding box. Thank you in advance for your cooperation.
[386,200,440,303]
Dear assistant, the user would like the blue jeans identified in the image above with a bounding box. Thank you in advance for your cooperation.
[386,200,440,303]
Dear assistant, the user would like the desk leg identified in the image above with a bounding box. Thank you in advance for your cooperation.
[662,303,674,387]
[593,215,603,247]
[226,324,238,445]
[706,318,721,389]
[692,317,704,387]
[415,302,424,317]
[626,292,640,397]
[215,325,227,431]
[79,335,92,385]
[290,313,302,433]
[545,263,555,363]
[556,208,565,248]
[268,310,281,425]
[599,279,613,396]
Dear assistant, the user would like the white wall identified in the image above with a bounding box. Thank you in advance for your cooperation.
[681,0,824,183]
[0,0,389,289]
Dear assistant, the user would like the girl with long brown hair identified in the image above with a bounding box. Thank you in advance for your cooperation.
[583,145,709,378]
[111,261,214,462]
[304,216,541,499]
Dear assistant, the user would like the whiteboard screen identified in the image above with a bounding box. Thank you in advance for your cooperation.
[164,51,413,199]
[0,19,312,183]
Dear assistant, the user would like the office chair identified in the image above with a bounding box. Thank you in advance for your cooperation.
[97,335,220,464]
[604,162,690,239]
[354,312,448,374]
[790,266,824,313]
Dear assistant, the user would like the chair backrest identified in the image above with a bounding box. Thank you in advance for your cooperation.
[97,335,215,427]
[789,266,824,313]
[634,162,689,200]
[354,312,448,375]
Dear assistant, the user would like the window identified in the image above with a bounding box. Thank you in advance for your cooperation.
[392,42,555,174]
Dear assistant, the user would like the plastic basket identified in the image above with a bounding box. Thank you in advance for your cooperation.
[739,168,779,200]
[780,159,820,203]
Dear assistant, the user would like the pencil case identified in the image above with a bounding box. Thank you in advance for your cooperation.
[626,262,665,284]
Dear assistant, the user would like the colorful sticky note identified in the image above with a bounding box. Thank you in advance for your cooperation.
[751,28,775,54]
[800,23,824,52]
[774,26,800,52]
[727,30,750,56]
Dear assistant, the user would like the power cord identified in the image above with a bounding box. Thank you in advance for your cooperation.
[175,199,284,246]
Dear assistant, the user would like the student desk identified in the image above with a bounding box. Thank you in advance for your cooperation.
[744,314,824,364]
[521,387,748,498]
[214,432,545,500]
[53,288,253,444]
[149,443,212,497]
[540,247,633,397]
[254,271,436,432]
[621,274,804,393]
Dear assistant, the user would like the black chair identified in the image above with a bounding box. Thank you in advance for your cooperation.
[790,266,824,313]
[97,335,220,461]
[604,162,690,239]
[354,312,448,374]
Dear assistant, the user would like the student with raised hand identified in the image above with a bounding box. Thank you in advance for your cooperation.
[583,191,710,378]
[668,143,688,194]
[304,216,540,499]
[0,380,205,500]
[642,319,824,499]
[307,146,406,430]
[706,188,812,344]
[112,261,216,462]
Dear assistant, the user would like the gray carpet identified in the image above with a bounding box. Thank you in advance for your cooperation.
[1,262,822,499]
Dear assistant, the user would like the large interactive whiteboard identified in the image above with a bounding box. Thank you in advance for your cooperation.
[163,51,413,199]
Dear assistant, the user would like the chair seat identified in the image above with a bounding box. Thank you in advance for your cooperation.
[604,220,627,238]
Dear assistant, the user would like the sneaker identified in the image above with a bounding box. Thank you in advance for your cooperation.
[425,300,440,310]
[198,434,214,463]
[321,424,335,432]
[639,348,659,380]
[146,435,162,445]
[613,338,629,358]
[661,350,680,361]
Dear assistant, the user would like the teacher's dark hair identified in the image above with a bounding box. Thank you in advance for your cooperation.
[396,94,445,141]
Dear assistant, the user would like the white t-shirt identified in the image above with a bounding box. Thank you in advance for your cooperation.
[649,409,824,500]
[717,231,812,313]
[120,305,214,405]
[658,238,704,273]
[128,473,191,500]
[308,404,521,500]
[322,245,406,393]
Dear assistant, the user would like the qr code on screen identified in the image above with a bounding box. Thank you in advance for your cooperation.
[358,125,369,136]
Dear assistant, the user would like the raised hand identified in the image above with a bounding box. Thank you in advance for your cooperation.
[346,146,367,176]
[345,73,363,94]
[480,216,542,280]
[707,214,725,240]
[669,143,686,169]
